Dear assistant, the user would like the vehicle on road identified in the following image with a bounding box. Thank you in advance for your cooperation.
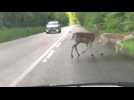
[46,21,61,34]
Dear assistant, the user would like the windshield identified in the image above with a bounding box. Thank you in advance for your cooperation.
[0,12,134,87]
[48,22,59,25]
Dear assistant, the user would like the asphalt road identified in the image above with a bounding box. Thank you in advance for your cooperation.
[0,28,64,86]
[16,25,134,87]
[0,25,134,87]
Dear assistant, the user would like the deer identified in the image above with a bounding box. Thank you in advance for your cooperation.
[97,33,125,55]
[71,32,96,58]
[97,32,134,55]
[71,25,103,58]
[115,32,134,54]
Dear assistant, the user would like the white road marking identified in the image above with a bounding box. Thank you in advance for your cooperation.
[10,28,69,87]
[55,42,61,48]
[46,50,55,59]
[43,59,47,63]
[42,50,55,63]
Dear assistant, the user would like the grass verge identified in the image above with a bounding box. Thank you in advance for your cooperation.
[0,26,45,43]
[122,39,134,56]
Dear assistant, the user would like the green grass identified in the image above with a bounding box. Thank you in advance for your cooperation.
[122,39,134,56]
[0,26,46,43]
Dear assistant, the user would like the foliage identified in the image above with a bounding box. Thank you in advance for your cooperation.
[0,27,45,43]
[77,12,134,33]
[0,12,68,27]
[65,12,79,25]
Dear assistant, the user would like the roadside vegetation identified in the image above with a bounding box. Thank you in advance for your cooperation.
[121,39,134,56]
[0,27,46,43]
[65,12,79,25]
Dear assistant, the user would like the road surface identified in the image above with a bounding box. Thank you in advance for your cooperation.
[0,25,134,87]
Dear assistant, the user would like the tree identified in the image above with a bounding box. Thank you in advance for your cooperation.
[103,12,126,33]
[65,12,79,25]
[0,12,69,27]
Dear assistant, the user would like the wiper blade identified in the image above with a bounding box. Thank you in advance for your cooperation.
[115,82,134,87]
[31,82,134,87]
[48,82,134,87]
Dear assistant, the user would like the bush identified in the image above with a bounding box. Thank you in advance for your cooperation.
[0,27,46,43]
[77,12,134,34]
[122,39,134,56]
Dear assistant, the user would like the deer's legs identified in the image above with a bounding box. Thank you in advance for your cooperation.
[71,43,80,58]
[89,43,94,57]
[71,45,75,58]
[74,44,80,57]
